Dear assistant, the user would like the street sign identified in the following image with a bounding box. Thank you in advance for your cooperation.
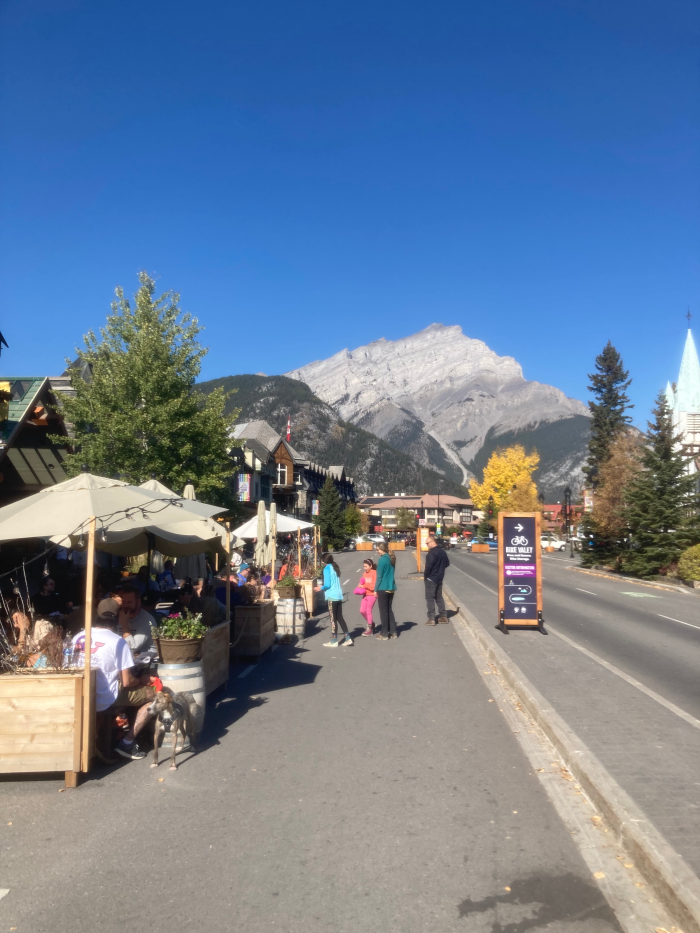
[497,512,545,634]
[418,518,427,527]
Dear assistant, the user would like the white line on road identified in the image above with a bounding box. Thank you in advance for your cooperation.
[575,587,597,596]
[547,626,700,731]
[237,665,257,679]
[0,889,9,901]
[658,613,700,631]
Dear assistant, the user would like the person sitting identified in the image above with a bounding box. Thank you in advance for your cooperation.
[261,566,272,586]
[33,577,72,619]
[133,565,160,596]
[237,565,250,586]
[72,598,155,760]
[114,585,155,662]
[199,583,226,626]
[170,582,203,616]
[156,560,177,591]
[277,561,300,581]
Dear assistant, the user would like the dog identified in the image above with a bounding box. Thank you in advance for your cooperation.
[147,686,198,771]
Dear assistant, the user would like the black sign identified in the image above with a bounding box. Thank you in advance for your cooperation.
[501,515,538,622]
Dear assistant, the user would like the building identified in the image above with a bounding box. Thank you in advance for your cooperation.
[666,328,700,479]
[0,377,72,507]
[357,494,473,532]
[231,420,356,519]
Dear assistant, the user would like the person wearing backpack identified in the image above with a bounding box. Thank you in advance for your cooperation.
[424,536,449,625]
[315,552,352,648]
[375,542,398,640]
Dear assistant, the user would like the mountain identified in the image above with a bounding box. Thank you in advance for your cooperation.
[286,324,590,498]
[197,374,470,497]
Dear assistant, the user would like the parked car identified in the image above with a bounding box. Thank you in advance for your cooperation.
[468,537,498,552]
[357,533,387,546]
[433,536,453,549]
[344,537,357,550]
[540,536,567,551]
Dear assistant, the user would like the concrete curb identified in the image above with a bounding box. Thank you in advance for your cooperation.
[566,565,700,597]
[443,582,700,933]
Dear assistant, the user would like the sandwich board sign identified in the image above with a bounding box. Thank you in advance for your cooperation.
[497,512,545,634]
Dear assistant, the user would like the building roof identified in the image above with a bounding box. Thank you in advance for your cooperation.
[232,420,281,451]
[358,494,472,510]
[676,329,700,413]
[0,378,50,452]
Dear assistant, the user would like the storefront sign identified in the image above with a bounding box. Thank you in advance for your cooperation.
[237,474,251,502]
[497,512,544,632]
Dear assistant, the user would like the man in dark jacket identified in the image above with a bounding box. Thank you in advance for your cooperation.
[424,536,449,625]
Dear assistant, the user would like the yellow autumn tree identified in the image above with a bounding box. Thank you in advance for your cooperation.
[469,445,541,513]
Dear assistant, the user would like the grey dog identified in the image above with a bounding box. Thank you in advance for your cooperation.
[147,687,198,771]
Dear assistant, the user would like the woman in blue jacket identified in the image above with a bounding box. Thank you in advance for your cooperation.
[375,542,398,639]
[314,553,352,647]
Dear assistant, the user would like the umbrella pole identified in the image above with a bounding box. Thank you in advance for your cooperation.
[81,516,96,773]
[297,527,301,577]
[225,523,231,624]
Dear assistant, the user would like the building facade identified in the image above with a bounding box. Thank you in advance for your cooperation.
[357,494,473,532]
[666,328,700,479]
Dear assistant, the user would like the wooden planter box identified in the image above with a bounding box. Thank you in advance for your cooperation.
[298,578,322,616]
[0,671,93,787]
[388,542,405,551]
[233,602,276,660]
[201,621,230,695]
[471,544,491,553]
[356,542,374,551]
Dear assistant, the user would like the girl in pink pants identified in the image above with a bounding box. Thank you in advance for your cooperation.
[358,559,377,636]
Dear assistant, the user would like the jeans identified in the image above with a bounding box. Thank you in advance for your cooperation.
[328,600,349,636]
[424,579,446,620]
[377,590,397,636]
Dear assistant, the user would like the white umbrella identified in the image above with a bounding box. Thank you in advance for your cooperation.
[268,502,278,582]
[183,482,196,500]
[254,500,266,567]
[231,509,313,538]
[0,472,222,542]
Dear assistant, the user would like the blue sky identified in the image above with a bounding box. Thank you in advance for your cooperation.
[1,0,698,426]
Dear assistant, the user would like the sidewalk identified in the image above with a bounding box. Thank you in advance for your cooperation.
[444,558,700,879]
[0,551,625,933]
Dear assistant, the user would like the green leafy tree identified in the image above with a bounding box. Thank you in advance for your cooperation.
[583,342,633,488]
[344,502,363,538]
[316,475,346,550]
[622,392,700,577]
[54,273,239,503]
[395,507,417,531]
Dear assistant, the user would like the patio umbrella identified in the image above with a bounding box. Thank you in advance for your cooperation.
[231,509,313,538]
[254,500,266,568]
[183,481,196,500]
[268,502,278,582]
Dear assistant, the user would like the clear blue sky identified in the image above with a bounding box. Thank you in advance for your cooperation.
[1,0,698,426]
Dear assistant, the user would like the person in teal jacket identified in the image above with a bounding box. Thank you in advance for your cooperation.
[314,553,352,647]
[375,543,398,639]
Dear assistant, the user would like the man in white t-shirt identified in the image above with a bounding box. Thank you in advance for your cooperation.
[72,598,155,760]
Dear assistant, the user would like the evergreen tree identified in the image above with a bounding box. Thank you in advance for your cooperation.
[53,273,238,503]
[623,392,700,577]
[317,476,346,550]
[584,342,633,487]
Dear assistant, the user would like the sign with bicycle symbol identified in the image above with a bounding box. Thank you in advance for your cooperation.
[497,512,545,634]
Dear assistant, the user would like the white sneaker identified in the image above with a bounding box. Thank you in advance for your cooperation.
[323,639,339,648]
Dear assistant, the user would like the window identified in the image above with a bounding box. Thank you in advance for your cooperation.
[688,414,700,434]
[277,463,288,485]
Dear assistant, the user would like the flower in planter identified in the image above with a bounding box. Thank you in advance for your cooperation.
[155,611,207,640]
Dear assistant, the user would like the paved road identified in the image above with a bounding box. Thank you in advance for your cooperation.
[1,552,629,933]
[445,547,700,875]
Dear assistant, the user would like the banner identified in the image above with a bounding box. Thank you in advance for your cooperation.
[311,499,319,516]
[237,474,251,502]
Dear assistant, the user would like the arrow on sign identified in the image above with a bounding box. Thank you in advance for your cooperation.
[514,523,524,532]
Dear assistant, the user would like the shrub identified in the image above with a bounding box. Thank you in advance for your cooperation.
[278,575,297,587]
[156,612,207,639]
[678,544,700,581]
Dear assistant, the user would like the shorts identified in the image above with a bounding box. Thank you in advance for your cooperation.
[106,685,154,710]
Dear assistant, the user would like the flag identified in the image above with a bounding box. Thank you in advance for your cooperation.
[286,416,291,441]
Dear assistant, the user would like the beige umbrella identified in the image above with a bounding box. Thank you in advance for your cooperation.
[183,481,196,500]
[268,502,278,582]
[254,500,266,568]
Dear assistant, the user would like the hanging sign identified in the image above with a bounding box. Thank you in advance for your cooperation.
[237,474,251,502]
[497,512,545,633]
[311,499,319,516]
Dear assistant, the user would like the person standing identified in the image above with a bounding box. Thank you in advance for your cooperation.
[424,536,449,624]
[315,553,352,648]
[357,558,377,636]
[375,542,398,640]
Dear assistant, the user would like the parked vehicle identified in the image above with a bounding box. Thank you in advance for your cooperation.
[356,533,387,546]
[540,536,567,551]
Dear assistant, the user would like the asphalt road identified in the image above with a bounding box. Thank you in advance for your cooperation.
[1,552,628,933]
[447,548,700,720]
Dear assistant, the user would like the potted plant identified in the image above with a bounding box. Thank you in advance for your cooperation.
[154,612,207,663]
[276,574,302,599]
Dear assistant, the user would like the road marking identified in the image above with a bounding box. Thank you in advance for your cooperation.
[237,665,257,679]
[547,626,700,731]
[620,592,661,598]
[658,614,700,631]
[575,588,597,596]
[0,889,9,901]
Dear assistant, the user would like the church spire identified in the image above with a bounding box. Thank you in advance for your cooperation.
[677,328,700,413]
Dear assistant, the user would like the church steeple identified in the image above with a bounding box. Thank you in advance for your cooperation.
[677,329,700,413]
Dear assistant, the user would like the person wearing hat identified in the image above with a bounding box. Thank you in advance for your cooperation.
[71,598,156,760]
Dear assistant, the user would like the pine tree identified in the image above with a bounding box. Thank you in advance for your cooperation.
[317,476,346,550]
[53,273,239,503]
[623,392,700,577]
[584,342,633,487]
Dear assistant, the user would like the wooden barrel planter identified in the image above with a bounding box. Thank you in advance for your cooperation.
[276,598,306,637]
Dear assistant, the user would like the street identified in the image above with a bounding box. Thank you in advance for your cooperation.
[445,547,700,876]
[1,550,673,933]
